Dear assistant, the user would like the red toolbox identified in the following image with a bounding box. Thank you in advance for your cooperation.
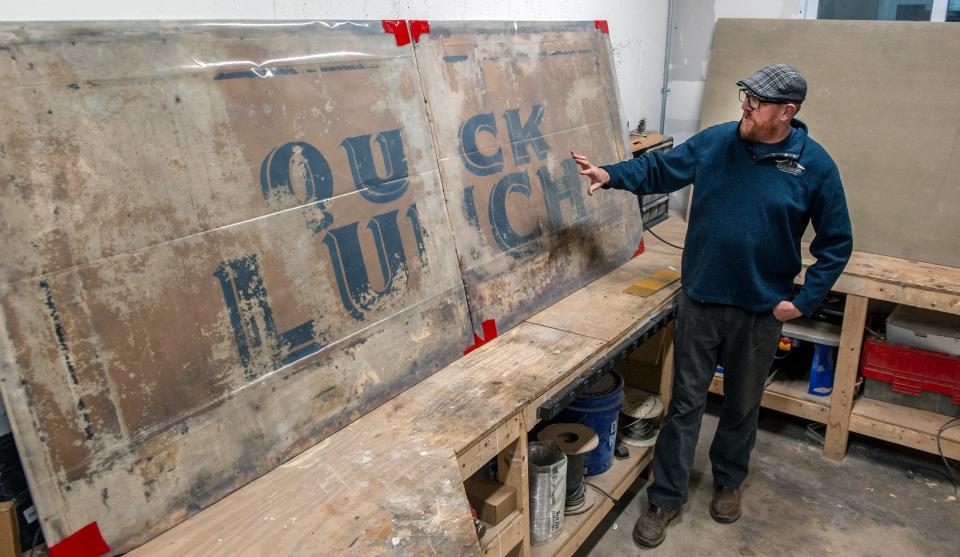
[860,337,960,412]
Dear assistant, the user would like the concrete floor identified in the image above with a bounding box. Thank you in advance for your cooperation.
[578,397,960,557]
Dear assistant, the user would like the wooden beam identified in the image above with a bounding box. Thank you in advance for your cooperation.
[823,295,869,461]
[659,332,675,410]
[459,414,523,482]
[850,398,960,461]
[497,414,530,557]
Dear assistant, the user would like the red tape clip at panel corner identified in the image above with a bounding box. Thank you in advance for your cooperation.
[409,20,430,43]
[632,237,646,258]
[382,19,411,46]
[595,20,609,34]
[49,522,110,557]
[464,319,499,355]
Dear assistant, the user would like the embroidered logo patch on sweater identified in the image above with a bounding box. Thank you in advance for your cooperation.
[776,159,805,175]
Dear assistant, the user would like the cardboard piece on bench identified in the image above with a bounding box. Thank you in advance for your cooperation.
[414,21,644,333]
[0,21,471,552]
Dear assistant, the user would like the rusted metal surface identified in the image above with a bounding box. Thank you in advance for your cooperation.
[0,20,640,553]
[414,21,642,333]
[0,21,471,552]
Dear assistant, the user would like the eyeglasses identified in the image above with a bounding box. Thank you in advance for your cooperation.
[739,88,762,110]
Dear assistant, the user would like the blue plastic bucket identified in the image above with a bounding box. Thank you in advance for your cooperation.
[555,371,625,476]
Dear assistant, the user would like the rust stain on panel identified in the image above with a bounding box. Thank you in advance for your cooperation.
[0,21,472,553]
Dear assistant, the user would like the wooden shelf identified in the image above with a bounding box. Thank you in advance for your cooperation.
[630,131,672,155]
[480,509,524,557]
[782,318,841,347]
[710,375,831,423]
[850,397,960,461]
[530,446,653,557]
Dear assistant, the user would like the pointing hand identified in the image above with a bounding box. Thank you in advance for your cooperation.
[571,150,611,196]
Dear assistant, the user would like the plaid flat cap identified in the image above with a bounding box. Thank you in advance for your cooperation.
[737,64,807,103]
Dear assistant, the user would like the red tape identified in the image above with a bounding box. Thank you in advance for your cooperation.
[382,20,411,46]
[595,20,609,34]
[464,319,498,355]
[631,237,645,258]
[49,522,110,557]
[409,20,430,43]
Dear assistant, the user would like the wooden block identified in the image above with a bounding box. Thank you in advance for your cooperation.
[0,502,18,557]
[465,476,517,527]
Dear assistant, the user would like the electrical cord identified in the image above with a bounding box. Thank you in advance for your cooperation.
[566,476,587,510]
[643,224,684,250]
[621,416,658,442]
[806,417,960,498]
[28,527,42,557]
[904,417,960,498]
[805,422,826,446]
[586,481,616,503]
[935,417,960,498]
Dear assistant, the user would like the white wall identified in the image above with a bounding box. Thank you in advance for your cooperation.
[0,0,670,139]
[662,0,811,217]
[664,0,811,144]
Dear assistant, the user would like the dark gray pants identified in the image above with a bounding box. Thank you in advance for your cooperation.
[647,292,783,511]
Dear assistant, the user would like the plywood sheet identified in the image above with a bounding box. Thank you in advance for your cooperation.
[700,19,960,268]
[131,321,608,556]
[0,21,472,552]
[414,21,643,332]
[127,406,482,557]
[527,218,684,342]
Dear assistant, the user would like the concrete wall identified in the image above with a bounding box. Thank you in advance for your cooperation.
[0,0,670,142]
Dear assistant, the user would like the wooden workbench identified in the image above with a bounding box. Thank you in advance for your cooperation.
[812,251,960,462]
[629,131,673,155]
[705,228,960,463]
[130,220,687,556]
[129,214,960,555]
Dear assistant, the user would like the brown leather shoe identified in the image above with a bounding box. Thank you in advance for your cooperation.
[709,485,742,523]
[633,504,679,548]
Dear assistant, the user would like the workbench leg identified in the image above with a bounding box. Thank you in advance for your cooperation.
[659,326,675,410]
[645,329,675,482]
[823,294,869,462]
[498,414,530,556]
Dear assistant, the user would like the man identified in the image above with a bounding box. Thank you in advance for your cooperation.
[572,64,852,548]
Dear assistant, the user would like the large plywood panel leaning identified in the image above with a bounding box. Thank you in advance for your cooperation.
[0,21,472,551]
[414,21,643,332]
[701,19,960,268]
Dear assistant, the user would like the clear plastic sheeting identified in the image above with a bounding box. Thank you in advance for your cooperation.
[413,21,642,333]
[0,20,471,553]
[0,19,641,553]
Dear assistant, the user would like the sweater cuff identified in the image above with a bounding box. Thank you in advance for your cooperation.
[599,164,620,190]
[790,293,818,319]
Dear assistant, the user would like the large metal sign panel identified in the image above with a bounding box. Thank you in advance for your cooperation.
[0,21,471,551]
[414,21,643,333]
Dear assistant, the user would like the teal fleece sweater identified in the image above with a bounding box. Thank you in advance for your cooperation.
[601,120,852,316]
